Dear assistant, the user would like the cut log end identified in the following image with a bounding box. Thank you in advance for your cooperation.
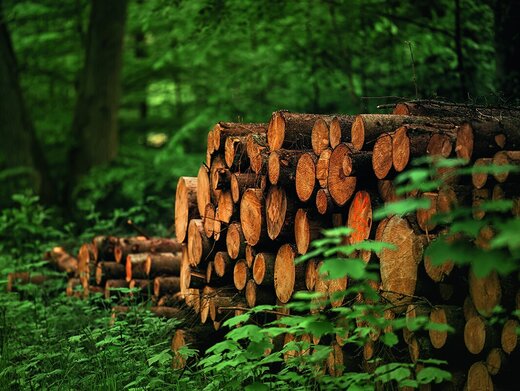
[295,153,317,202]
[372,134,393,179]
[240,189,265,246]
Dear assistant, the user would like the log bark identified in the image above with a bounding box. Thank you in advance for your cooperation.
[209,155,226,202]
[295,152,318,202]
[327,143,357,206]
[212,122,266,152]
[252,252,276,286]
[44,247,78,275]
[267,149,308,186]
[240,188,266,246]
[379,215,426,312]
[187,219,212,266]
[329,115,356,148]
[203,203,216,238]
[153,276,181,297]
[146,253,181,278]
[245,280,276,307]
[224,135,248,169]
[226,221,246,260]
[174,176,198,242]
[125,253,149,282]
[268,111,342,151]
[230,173,265,204]
[96,261,125,285]
[114,237,181,263]
[104,279,128,300]
[273,244,306,303]
[6,272,48,293]
[266,186,295,240]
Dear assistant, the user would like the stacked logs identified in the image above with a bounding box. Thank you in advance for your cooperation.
[70,235,189,317]
[173,103,520,387]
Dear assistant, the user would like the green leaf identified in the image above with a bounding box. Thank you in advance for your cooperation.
[416,367,452,384]
[245,382,269,391]
[223,313,251,328]
[374,198,431,220]
[380,332,398,347]
[319,258,367,280]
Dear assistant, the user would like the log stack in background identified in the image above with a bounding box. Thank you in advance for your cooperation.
[173,103,520,387]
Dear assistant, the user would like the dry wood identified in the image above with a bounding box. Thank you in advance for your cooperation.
[305,259,317,291]
[214,251,232,278]
[415,192,438,232]
[187,219,212,266]
[197,165,211,219]
[145,253,182,278]
[214,191,235,241]
[316,148,332,188]
[379,215,426,311]
[328,276,348,308]
[226,221,246,259]
[469,269,502,317]
[246,133,268,174]
[327,143,357,206]
[466,361,493,391]
[295,152,318,202]
[78,243,96,290]
[213,168,232,190]
[326,342,344,377]
[210,289,237,322]
[233,259,250,291]
[372,133,393,179]
[44,246,78,275]
[492,150,520,183]
[114,237,181,263]
[408,334,433,364]
[96,261,125,285]
[171,323,224,369]
[423,253,454,283]
[224,135,248,169]
[245,244,256,268]
[464,295,479,321]
[230,173,264,204]
[311,118,330,155]
[472,158,493,189]
[7,272,48,293]
[66,278,81,297]
[472,188,489,221]
[245,280,276,307]
[240,188,266,246]
[128,279,152,297]
[464,316,499,355]
[501,319,518,354]
[295,208,325,255]
[174,177,198,242]
[200,285,214,324]
[104,279,128,300]
[125,253,149,282]
[346,190,373,246]
[429,305,464,349]
[203,203,216,238]
[252,252,276,286]
[92,235,118,262]
[266,186,295,240]
[274,244,306,303]
[329,115,356,148]
[209,155,226,202]
[212,122,266,151]
[268,111,342,151]
[267,149,307,185]
[315,188,335,215]
[153,276,181,297]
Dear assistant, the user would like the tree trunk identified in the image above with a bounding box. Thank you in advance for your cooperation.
[0,6,52,202]
[69,0,128,183]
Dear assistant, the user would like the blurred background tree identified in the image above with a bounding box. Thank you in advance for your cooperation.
[0,0,517,233]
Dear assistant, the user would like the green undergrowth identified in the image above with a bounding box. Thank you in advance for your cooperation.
[1,157,519,390]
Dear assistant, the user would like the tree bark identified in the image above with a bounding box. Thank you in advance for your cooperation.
[0,6,52,202]
[69,0,128,183]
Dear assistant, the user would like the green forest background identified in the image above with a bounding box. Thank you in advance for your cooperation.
[1,0,519,233]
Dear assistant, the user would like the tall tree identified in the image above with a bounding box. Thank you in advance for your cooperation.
[0,0,52,203]
[494,0,520,102]
[69,0,128,183]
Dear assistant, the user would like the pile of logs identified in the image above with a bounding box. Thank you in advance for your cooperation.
[172,101,520,389]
